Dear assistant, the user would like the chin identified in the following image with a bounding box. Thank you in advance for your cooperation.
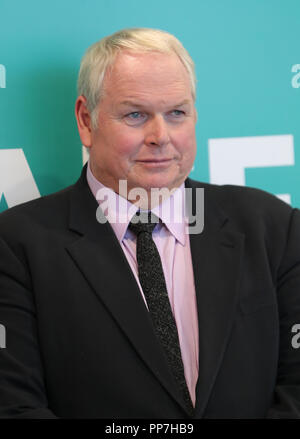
[143,173,179,189]
[141,180,173,192]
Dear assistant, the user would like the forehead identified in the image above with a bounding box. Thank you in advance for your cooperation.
[102,50,192,103]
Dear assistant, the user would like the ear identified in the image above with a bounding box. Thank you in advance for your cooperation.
[194,106,198,123]
[75,95,93,148]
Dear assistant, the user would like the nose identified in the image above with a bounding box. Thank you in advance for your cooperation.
[144,115,170,147]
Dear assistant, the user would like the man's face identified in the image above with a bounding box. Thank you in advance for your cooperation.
[88,50,197,199]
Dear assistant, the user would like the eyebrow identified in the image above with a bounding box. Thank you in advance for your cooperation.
[119,99,191,108]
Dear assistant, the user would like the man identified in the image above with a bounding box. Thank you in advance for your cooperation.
[0,28,300,419]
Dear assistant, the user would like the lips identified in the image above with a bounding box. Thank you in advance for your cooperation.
[136,158,173,169]
[137,158,172,162]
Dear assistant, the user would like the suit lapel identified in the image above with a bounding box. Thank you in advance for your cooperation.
[66,169,245,417]
[65,167,190,416]
[185,178,245,418]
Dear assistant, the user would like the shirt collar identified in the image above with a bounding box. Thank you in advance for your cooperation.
[151,185,186,245]
[86,160,186,245]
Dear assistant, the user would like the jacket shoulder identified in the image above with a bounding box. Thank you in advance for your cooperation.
[186,178,299,239]
[188,178,294,216]
[0,184,74,239]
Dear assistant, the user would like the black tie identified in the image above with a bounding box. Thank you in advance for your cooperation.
[129,211,194,417]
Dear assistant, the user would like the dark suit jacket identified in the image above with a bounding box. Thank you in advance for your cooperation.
[0,165,300,419]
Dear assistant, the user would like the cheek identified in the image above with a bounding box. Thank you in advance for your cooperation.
[174,126,197,156]
[110,125,143,156]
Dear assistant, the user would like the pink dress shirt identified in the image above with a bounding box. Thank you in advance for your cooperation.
[86,161,199,405]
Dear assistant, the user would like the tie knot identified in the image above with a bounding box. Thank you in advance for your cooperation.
[129,211,160,235]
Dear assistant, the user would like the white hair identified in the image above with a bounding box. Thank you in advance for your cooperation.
[77,28,196,128]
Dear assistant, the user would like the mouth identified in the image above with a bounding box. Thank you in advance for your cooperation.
[137,158,173,163]
[136,158,173,168]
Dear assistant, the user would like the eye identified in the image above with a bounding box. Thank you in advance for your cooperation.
[128,112,142,119]
[124,111,147,125]
[170,110,185,117]
[167,109,186,122]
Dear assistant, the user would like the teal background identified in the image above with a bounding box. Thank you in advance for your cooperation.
[0,0,299,210]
